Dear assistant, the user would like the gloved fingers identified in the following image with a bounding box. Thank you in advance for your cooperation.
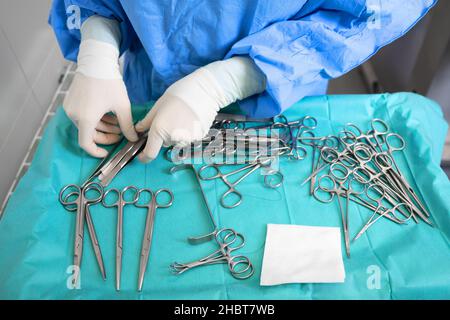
[135,101,162,133]
[138,126,164,163]
[78,121,109,158]
[96,120,121,134]
[94,131,122,145]
[101,113,119,125]
[114,102,138,142]
[169,129,194,147]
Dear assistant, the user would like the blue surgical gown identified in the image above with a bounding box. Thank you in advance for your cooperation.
[49,0,436,117]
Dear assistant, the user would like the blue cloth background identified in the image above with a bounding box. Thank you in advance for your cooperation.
[0,93,449,299]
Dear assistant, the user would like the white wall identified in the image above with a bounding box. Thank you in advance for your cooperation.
[0,0,67,203]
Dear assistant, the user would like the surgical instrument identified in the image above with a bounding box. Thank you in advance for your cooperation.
[169,164,254,279]
[136,188,174,291]
[198,157,283,208]
[99,136,147,186]
[61,190,107,280]
[59,182,104,286]
[102,186,139,291]
[302,118,432,251]
[170,228,253,280]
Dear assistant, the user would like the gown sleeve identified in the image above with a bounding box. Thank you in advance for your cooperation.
[227,0,437,117]
[49,0,135,61]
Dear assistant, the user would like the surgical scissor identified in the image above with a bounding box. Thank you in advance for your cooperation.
[59,182,104,286]
[135,188,174,291]
[198,158,283,208]
[102,186,139,291]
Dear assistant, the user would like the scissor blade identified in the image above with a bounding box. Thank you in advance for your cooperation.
[72,197,86,286]
[85,206,106,280]
[116,248,122,291]
[138,203,157,291]
[116,207,123,291]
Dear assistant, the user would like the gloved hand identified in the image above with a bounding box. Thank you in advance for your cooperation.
[63,16,138,158]
[136,56,266,162]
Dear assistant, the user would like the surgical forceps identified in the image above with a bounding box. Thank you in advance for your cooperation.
[170,164,254,279]
[59,182,104,286]
[170,228,253,279]
[353,184,412,241]
[102,186,139,291]
[198,158,283,208]
[314,168,356,257]
[136,188,174,291]
[99,136,147,186]
[352,152,431,224]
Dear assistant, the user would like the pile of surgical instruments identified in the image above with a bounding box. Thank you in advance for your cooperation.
[59,182,174,291]
[170,164,254,279]
[165,114,318,208]
[299,119,431,257]
[168,113,318,163]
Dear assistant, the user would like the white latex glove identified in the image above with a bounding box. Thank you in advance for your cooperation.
[136,56,266,162]
[63,16,138,158]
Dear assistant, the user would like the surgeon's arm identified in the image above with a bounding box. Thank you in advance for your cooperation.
[226,0,437,116]
[49,1,137,157]
[136,56,267,162]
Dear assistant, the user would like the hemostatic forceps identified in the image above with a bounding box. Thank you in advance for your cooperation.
[198,157,283,208]
[170,164,254,279]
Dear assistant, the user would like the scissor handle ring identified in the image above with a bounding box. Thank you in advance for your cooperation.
[329,162,350,181]
[216,228,238,244]
[154,188,174,208]
[344,123,363,138]
[389,202,414,223]
[223,230,245,252]
[59,184,81,206]
[301,116,317,130]
[365,184,386,203]
[198,164,221,180]
[353,143,374,162]
[320,147,339,164]
[228,255,254,280]
[221,188,243,209]
[386,133,406,152]
[121,185,140,205]
[371,118,390,136]
[289,146,307,160]
[347,177,366,196]
[264,170,284,189]
[339,155,358,170]
[297,130,316,147]
[134,188,155,208]
[61,191,80,211]
[312,185,334,204]
[353,166,373,184]
[82,182,104,203]
[322,135,340,150]
[374,152,393,170]
[317,174,337,192]
[338,130,358,148]
[102,188,121,208]
[272,115,289,126]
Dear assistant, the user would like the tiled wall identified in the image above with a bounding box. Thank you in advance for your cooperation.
[0,0,67,204]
